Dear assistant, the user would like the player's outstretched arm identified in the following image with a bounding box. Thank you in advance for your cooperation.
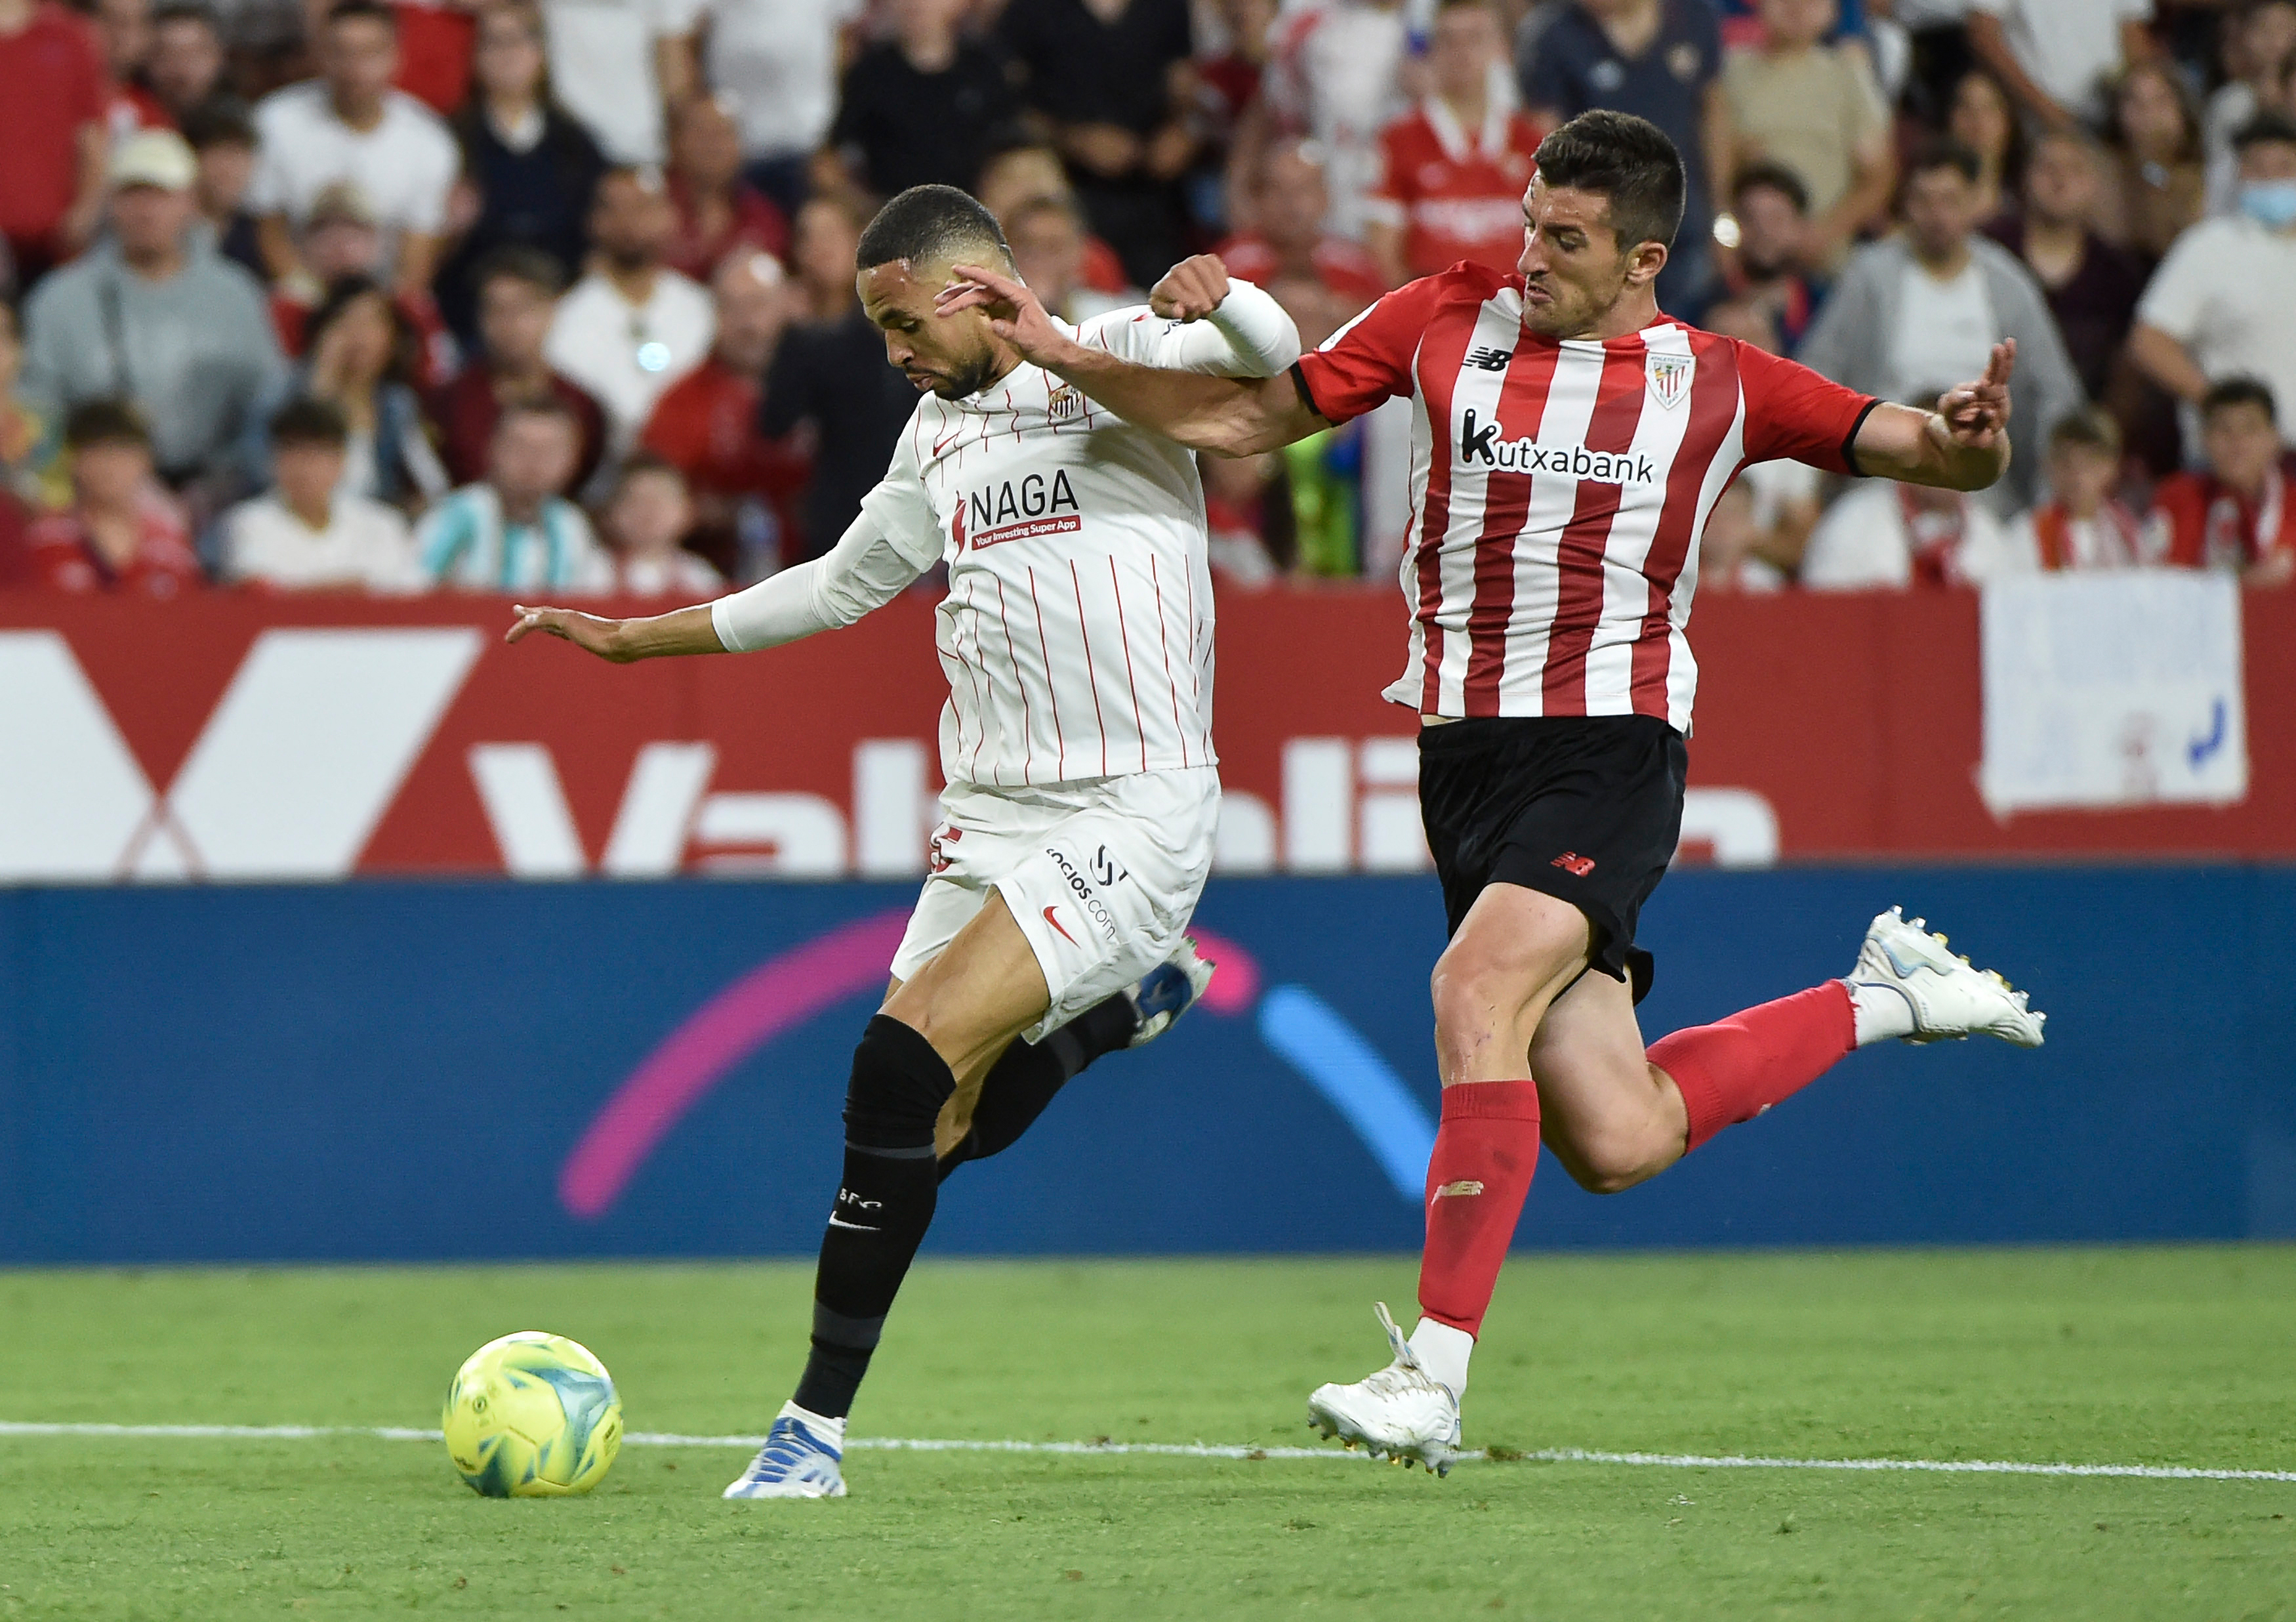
[504,603,724,662]
[938,262,1322,457]
[1852,340,2017,492]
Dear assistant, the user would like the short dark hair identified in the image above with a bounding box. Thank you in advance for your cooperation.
[855,184,1014,272]
[2048,406,2122,457]
[2201,375,2278,425]
[473,245,566,299]
[179,96,256,150]
[1530,110,1686,251]
[611,449,686,495]
[1908,139,1984,187]
[2231,109,2296,154]
[270,396,350,448]
[303,274,414,385]
[65,399,151,450]
[326,0,396,30]
[1731,159,1810,217]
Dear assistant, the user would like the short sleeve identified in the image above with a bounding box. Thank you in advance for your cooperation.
[1734,342,1879,473]
[855,409,949,570]
[2134,227,2212,341]
[1292,278,1447,425]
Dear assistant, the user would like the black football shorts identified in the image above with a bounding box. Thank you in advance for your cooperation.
[1417,714,1689,1004]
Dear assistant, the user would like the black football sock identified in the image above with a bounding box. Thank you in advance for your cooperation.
[937,993,1139,1181]
[790,1014,954,1421]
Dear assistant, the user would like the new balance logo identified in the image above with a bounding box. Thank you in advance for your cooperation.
[1434,1180,1485,1198]
[1464,346,1513,372]
[1550,852,1596,877]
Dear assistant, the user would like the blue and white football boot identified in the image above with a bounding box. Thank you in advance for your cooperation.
[722,1402,848,1499]
[1124,938,1216,1047]
[1847,907,2045,1047]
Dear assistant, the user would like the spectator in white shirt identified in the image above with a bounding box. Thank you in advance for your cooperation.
[1797,140,2086,512]
[2129,112,2296,451]
[222,395,422,590]
[679,0,865,213]
[539,0,698,167]
[1966,0,2154,131]
[600,451,724,594]
[1801,470,2023,589]
[544,165,715,451]
[248,1,460,297]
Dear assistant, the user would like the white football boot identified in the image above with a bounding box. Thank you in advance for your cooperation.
[1307,1302,1462,1476]
[1847,907,2046,1047]
[1124,937,1216,1047]
[722,1403,848,1499]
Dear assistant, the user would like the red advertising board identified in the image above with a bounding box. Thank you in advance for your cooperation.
[2,585,2288,884]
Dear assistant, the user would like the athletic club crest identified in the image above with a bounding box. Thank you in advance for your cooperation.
[1646,351,1694,410]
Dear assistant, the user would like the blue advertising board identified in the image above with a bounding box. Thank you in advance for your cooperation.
[1,867,2289,1263]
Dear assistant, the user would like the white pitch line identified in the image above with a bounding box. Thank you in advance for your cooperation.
[2,1423,2291,1484]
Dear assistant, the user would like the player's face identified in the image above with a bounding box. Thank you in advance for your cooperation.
[1516,178,1662,339]
[860,257,1001,400]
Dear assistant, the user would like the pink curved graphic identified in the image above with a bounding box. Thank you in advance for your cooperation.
[559,911,1266,1220]
[558,910,911,1218]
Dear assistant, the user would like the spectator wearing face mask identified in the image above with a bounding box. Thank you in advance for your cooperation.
[2131,113,2296,451]
[2205,1,2296,213]
[2146,375,2296,584]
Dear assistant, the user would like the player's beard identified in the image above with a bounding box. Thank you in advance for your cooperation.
[1520,261,1635,341]
[929,348,1001,400]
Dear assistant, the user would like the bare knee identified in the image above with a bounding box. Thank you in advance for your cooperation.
[1557,1133,1665,1196]
[1548,1082,1683,1195]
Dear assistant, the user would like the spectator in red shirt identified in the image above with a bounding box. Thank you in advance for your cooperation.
[146,2,228,124]
[268,182,453,385]
[640,249,808,579]
[1216,138,1386,344]
[663,93,790,283]
[0,0,112,282]
[1363,0,1542,287]
[25,398,204,596]
[2149,376,2296,585]
[429,246,607,491]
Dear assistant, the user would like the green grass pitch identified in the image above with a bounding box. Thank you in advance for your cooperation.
[3,1248,2292,1619]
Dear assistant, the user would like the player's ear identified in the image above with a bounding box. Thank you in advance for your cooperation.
[1623,238,1669,290]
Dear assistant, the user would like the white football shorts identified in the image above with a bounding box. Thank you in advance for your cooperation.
[889,766,1220,1043]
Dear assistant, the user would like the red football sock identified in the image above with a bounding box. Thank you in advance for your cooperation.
[1417,1081,1542,1337]
[1649,981,1856,1155]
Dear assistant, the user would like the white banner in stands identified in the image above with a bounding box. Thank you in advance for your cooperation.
[1979,570,2247,816]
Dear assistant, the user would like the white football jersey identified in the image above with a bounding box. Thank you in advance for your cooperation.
[858,298,1293,789]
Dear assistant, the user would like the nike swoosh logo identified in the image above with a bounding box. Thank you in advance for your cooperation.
[827,1216,880,1232]
[933,427,959,455]
[1042,905,1078,946]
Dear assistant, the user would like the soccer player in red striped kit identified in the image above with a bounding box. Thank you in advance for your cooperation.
[939,109,2047,1472]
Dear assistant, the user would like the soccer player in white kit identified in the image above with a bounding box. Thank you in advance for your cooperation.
[506,184,1302,1499]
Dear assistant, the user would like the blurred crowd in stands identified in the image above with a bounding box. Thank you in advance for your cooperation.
[0,0,2291,600]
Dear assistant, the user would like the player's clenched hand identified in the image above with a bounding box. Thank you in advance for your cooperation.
[935,263,1082,368]
[505,604,633,662]
[1149,255,1231,322]
[1935,340,2016,449]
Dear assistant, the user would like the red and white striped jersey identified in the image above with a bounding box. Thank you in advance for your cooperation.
[1294,262,1877,731]
[861,299,1304,788]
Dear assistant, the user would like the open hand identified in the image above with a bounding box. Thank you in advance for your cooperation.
[1149,255,1231,322]
[1936,341,2017,449]
[936,264,1082,369]
[505,604,632,662]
